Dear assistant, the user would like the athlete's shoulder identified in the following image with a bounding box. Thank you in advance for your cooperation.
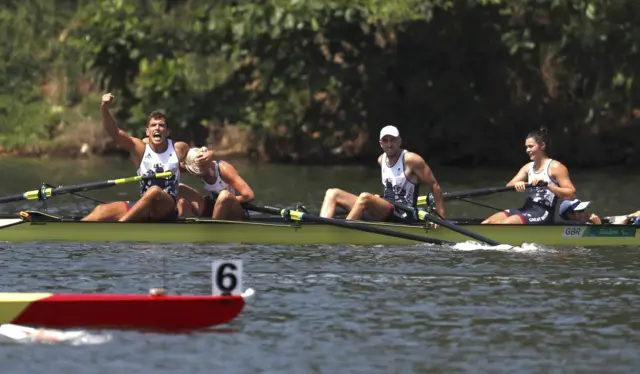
[404,151,427,165]
[172,140,190,159]
[218,160,238,174]
[548,159,569,173]
[548,159,565,168]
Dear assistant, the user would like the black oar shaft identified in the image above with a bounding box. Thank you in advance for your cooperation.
[393,202,500,246]
[0,172,172,205]
[0,193,28,204]
[304,214,453,245]
[243,203,455,245]
[443,183,541,200]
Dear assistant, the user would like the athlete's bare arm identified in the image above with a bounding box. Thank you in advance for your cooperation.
[219,161,255,203]
[505,163,531,192]
[547,161,576,200]
[506,163,530,186]
[100,93,145,160]
[405,152,445,218]
[173,141,191,162]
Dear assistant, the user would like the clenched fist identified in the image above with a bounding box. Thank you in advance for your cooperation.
[101,93,115,107]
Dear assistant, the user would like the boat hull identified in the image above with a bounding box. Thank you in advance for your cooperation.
[1,215,638,246]
[0,289,254,330]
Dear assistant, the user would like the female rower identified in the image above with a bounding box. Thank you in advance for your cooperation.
[482,128,576,225]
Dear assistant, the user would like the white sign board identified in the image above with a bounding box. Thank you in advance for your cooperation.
[211,260,243,296]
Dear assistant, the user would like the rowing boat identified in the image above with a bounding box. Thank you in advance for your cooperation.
[0,288,254,330]
[1,177,636,247]
[1,210,637,247]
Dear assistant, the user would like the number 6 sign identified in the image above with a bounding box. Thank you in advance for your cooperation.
[211,260,243,296]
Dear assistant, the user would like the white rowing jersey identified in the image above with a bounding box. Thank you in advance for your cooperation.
[526,158,559,210]
[137,139,180,199]
[203,161,237,198]
[381,150,419,206]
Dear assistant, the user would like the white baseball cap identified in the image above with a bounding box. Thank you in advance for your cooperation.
[379,125,400,140]
[559,199,591,219]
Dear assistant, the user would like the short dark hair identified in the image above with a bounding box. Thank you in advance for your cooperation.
[146,110,168,127]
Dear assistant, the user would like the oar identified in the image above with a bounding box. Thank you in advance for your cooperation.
[417,183,542,206]
[0,172,173,204]
[391,202,501,246]
[243,203,456,246]
[42,183,107,204]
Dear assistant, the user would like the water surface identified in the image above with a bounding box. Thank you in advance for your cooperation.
[1,157,639,373]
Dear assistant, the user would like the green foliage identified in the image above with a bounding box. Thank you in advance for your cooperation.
[2,0,640,166]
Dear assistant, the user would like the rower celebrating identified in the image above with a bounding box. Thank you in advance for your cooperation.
[177,147,255,220]
[482,128,576,225]
[319,125,445,222]
[81,93,212,222]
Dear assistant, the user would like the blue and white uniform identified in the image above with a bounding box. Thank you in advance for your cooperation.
[504,159,559,224]
[380,150,420,223]
[124,140,181,219]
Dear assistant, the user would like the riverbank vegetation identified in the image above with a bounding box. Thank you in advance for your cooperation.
[1,0,639,167]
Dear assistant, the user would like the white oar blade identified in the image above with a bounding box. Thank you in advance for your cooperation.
[0,219,22,229]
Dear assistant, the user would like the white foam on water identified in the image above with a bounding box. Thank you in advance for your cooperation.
[450,241,552,253]
[0,324,112,346]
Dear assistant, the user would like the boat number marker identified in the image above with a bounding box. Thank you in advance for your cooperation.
[211,260,243,296]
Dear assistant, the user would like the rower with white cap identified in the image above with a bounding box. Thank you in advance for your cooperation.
[319,125,445,223]
[558,199,640,225]
[559,199,601,224]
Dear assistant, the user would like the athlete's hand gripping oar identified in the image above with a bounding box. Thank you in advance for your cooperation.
[242,203,457,246]
[391,202,501,246]
[417,183,544,206]
[0,172,173,204]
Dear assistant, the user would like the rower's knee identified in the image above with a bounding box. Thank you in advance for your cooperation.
[216,190,236,204]
[324,188,341,202]
[356,192,375,205]
[143,185,164,200]
[96,203,119,216]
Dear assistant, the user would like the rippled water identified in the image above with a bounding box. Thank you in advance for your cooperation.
[1,241,639,373]
[1,158,640,373]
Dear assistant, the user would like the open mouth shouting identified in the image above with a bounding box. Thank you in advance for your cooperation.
[151,130,163,143]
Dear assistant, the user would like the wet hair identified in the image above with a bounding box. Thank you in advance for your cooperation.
[526,126,549,149]
[146,110,168,127]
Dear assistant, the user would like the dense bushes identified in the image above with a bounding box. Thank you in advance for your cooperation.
[2,0,639,166]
